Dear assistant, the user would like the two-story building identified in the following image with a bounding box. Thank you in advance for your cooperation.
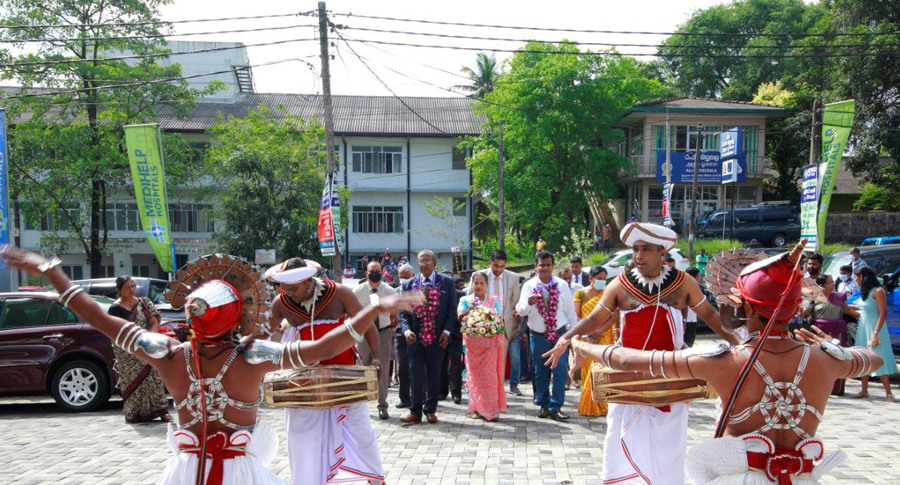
[614,97,786,231]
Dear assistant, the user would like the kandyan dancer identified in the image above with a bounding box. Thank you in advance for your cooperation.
[543,222,741,485]
[568,240,882,484]
[1,247,419,485]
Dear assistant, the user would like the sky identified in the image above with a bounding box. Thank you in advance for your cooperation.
[158,0,729,98]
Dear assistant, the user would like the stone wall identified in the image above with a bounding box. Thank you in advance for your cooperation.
[824,211,900,243]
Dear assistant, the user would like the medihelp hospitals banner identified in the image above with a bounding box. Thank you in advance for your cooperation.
[800,164,819,251]
[817,100,855,246]
[124,124,174,272]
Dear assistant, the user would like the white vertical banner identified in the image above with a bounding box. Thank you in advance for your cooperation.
[800,164,819,251]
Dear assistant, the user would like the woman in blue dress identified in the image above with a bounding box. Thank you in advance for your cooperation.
[853,266,898,401]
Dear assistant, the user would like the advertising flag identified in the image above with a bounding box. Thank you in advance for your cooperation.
[0,110,9,271]
[800,164,819,251]
[817,100,855,246]
[662,183,675,226]
[124,124,174,272]
[318,173,341,257]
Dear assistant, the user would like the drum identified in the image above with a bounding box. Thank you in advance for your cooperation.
[264,365,378,409]
[590,363,716,406]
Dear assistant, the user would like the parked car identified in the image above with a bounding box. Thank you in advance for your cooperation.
[822,246,900,354]
[860,236,900,247]
[42,277,169,304]
[598,248,691,280]
[0,292,118,412]
[696,202,800,247]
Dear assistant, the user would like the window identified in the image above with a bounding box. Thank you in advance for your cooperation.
[169,204,214,232]
[46,303,79,325]
[351,146,402,173]
[452,146,470,170]
[104,203,140,231]
[24,205,80,231]
[452,197,467,217]
[132,265,151,277]
[175,254,189,271]
[352,206,404,233]
[61,265,83,280]
[0,298,53,329]
[87,283,118,299]
[149,281,170,304]
[97,265,115,278]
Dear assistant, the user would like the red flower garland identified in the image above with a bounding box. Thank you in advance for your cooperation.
[533,282,560,342]
[413,284,441,345]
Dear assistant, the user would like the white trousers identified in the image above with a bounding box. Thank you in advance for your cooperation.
[285,403,385,485]
[602,402,689,485]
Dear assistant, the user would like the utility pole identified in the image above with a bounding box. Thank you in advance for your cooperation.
[687,124,702,264]
[498,122,505,251]
[810,99,821,167]
[318,2,341,281]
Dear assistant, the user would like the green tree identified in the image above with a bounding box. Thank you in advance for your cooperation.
[659,0,825,99]
[853,184,900,211]
[455,53,500,99]
[204,105,326,260]
[1,0,219,274]
[464,42,668,248]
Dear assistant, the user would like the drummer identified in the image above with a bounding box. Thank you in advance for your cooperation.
[564,240,883,484]
[268,258,387,485]
[543,222,740,485]
[0,247,420,485]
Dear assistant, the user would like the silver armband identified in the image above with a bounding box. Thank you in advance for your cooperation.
[135,332,172,359]
[244,339,285,366]
[284,341,308,369]
[820,341,853,361]
[114,322,143,352]
[38,257,62,273]
[344,321,365,343]
[681,341,731,360]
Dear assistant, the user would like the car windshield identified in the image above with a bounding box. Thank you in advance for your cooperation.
[598,251,627,266]
[91,296,115,312]
[148,281,170,304]
[822,253,852,278]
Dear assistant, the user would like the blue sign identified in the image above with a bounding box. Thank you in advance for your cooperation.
[719,127,743,184]
[0,111,9,267]
[656,151,746,184]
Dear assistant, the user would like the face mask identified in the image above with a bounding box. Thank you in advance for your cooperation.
[593,279,607,291]
[839,274,849,282]
[367,272,382,283]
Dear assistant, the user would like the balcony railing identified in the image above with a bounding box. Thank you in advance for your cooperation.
[625,154,773,179]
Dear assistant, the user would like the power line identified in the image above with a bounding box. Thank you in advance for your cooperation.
[332,12,896,38]
[333,30,452,137]
[0,23,317,43]
[338,25,900,51]
[3,58,314,100]
[0,11,310,30]
[0,37,317,69]
[341,37,900,59]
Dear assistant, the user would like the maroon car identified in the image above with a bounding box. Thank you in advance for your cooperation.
[0,292,118,412]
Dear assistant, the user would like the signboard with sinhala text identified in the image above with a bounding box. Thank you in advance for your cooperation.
[800,164,819,251]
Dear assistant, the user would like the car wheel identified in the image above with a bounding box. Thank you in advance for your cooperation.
[771,234,787,247]
[50,360,110,412]
[846,321,858,347]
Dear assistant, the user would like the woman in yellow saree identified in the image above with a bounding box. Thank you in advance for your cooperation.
[572,265,617,417]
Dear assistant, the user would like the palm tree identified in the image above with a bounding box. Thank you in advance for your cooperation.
[455,53,499,99]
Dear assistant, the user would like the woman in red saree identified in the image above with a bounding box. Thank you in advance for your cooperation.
[458,272,508,421]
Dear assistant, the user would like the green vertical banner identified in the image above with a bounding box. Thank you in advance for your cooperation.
[124,124,174,272]
[817,100,855,247]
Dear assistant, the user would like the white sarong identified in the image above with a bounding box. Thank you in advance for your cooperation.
[283,327,385,485]
[686,434,846,485]
[155,422,283,485]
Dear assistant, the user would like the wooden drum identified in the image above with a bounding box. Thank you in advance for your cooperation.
[264,365,378,409]
[590,363,716,406]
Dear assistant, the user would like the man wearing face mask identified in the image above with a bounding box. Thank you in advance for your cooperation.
[354,261,398,420]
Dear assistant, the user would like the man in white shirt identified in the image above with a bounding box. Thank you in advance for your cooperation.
[468,250,523,394]
[516,251,578,421]
[343,263,357,279]
[353,261,397,420]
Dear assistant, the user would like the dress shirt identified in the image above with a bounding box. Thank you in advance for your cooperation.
[515,275,578,334]
[353,282,396,330]
[488,270,505,303]
[851,258,868,273]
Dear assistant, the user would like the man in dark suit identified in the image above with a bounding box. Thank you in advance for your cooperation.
[569,256,590,287]
[398,250,459,424]
[393,263,416,409]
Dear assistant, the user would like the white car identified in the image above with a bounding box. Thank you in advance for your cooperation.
[597,248,691,281]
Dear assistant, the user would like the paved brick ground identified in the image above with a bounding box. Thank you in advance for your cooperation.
[1,369,898,484]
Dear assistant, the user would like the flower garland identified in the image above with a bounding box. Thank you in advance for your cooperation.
[533,281,560,342]
[413,281,441,346]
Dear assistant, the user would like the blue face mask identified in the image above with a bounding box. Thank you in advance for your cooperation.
[593,279,607,291]
[839,274,850,282]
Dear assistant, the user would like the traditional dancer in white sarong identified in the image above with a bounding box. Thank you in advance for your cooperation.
[1,248,419,485]
[270,260,386,485]
[563,240,883,485]
[543,222,740,485]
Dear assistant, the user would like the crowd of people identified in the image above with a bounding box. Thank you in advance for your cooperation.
[6,220,898,485]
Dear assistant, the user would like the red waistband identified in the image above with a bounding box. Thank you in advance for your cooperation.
[178,432,247,485]
[747,449,814,485]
